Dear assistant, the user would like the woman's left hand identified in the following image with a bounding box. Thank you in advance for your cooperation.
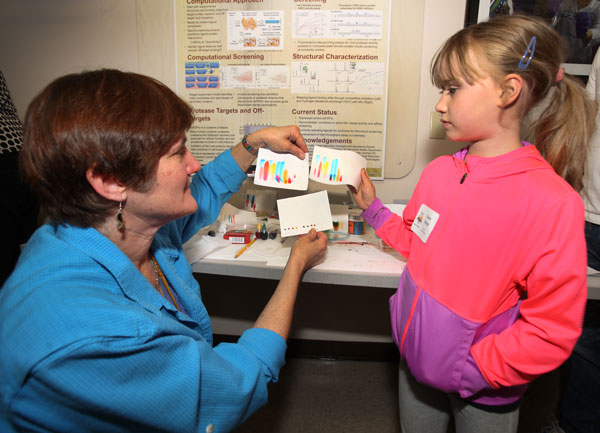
[248,126,308,160]
[288,228,328,273]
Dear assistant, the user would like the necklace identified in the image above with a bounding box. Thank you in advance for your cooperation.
[149,252,180,311]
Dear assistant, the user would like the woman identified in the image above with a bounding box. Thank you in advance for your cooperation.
[0,69,327,433]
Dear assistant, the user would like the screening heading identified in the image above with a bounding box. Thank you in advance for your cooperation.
[187,0,264,4]
[187,53,265,61]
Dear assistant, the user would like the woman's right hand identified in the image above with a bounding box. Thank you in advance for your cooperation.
[231,125,308,173]
[288,228,328,273]
[249,126,308,160]
[349,168,376,211]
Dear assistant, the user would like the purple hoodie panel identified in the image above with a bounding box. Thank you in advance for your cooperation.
[390,268,527,405]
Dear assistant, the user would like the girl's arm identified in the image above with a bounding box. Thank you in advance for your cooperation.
[352,168,414,258]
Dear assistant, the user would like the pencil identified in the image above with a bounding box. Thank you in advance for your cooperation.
[235,238,257,259]
[334,241,377,246]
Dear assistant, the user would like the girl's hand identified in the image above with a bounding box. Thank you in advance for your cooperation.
[288,228,328,273]
[249,126,308,160]
[349,168,376,210]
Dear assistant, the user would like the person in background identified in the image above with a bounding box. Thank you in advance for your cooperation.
[0,69,327,433]
[554,0,600,63]
[351,15,594,433]
[550,47,600,433]
[0,71,38,287]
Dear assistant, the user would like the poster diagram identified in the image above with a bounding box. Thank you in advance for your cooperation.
[291,62,384,95]
[227,11,284,50]
[184,61,220,89]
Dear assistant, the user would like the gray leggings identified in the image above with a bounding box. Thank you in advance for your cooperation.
[399,362,520,433]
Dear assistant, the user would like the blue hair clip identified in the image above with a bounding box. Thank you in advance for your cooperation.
[518,36,536,70]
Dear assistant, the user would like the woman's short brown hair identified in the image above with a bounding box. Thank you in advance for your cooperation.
[21,69,194,227]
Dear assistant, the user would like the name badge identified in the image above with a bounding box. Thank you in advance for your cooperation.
[411,203,439,243]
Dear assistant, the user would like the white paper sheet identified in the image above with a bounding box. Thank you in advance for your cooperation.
[205,238,287,261]
[183,235,231,263]
[277,190,333,237]
[263,234,406,272]
[244,188,277,214]
[309,145,367,189]
[312,242,406,274]
[253,148,309,190]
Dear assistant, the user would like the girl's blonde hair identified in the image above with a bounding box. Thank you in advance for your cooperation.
[431,14,596,191]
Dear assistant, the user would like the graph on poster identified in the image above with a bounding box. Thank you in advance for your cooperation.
[292,10,383,39]
[221,65,289,89]
[291,61,384,94]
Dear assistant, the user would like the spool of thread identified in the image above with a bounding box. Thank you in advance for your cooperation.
[348,212,364,235]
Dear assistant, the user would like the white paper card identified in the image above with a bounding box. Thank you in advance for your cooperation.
[309,145,367,189]
[410,203,439,243]
[253,148,309,190]
[277,190,333,237]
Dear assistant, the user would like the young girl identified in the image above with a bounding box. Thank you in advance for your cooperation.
[352,15,595,432]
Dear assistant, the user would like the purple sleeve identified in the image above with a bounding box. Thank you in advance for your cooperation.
[361,198,393,230]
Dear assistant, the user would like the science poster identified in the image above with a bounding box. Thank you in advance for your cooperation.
[174,0,391,178]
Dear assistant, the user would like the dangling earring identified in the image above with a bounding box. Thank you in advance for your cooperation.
[116,201,125,230]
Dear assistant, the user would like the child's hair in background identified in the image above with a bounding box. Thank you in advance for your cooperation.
[430,14,596,192]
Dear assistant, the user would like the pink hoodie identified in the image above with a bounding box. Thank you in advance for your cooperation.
[362,144,587,405]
